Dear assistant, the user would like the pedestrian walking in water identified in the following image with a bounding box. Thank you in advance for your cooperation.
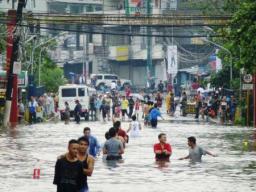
[89,94,96,121]
[64,101,70,124]
[158,80,164,93]
[127,115,142,138]
[155,92,163,108]
[149,104,164,128]
[165,92,171,114]
[128,96,135,118]
[195,92,202,119]
[28,96,38,124]
[100,98,108,122]
[103,127,124,161]
[74,100,82,124]
[121,96,129,121]
[179,136,216,162]
[134,98,140,120]
[77,137,95,192]
[53,139,84,192]
[95,95,102,121]
[154,133,172,161]
[180,92,187,116]
[83,127,101,158]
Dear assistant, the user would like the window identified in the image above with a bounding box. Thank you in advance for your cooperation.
[96,75,103,80]
[104,75,118,80]
[78,88,85,97]
[95,5,102,11]
[62,88,76,97]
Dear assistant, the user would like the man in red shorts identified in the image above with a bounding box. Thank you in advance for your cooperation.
[154,133,172,161]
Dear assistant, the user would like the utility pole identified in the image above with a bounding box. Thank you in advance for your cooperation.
[4,0,26,127]
[254,74,256,128]
[146,0,153,87]
[85,33,89,84]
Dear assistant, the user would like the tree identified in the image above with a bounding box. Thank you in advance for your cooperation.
[227,0,256,73]
[40,67,67,92]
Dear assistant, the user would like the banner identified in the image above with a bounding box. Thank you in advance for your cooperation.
[167,45,178,77]
[116,46,129,61]
[126,0,145,15]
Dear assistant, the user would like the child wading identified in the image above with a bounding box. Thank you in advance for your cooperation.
[127,115,142,138]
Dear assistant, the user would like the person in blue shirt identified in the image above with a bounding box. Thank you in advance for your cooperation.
[149,104,164,128]
[83,127,101,157]
[95,95,102,121]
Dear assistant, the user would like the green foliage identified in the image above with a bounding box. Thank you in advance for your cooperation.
[40,67,67,93]
[0,24,6,54]
[227,0,256,73]
[178,0,244,14]
[210,66,231,88]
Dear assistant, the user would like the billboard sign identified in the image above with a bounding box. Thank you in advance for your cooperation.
[0,70,28,88]
[126,0,145,15]
[167,45,178,77]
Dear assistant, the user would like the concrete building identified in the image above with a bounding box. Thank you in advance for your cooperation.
[104,0,166,87]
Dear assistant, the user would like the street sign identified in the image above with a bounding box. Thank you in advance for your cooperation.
[243,74,253,83]
[13,61,21,74]
[242,83,253,90]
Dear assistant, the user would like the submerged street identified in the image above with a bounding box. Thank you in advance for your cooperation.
[0,115,255,192]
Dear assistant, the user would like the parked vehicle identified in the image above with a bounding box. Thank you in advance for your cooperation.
[90,74,132,89]
[58,84,96,121]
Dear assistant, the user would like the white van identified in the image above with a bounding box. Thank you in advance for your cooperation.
[90,73,132,89]
[58,84,96,120]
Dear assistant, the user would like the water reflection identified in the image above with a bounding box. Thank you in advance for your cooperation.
[155,160,170,169]
[103,158,124,169]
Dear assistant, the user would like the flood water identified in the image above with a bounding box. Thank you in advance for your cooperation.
[0,118,256,192]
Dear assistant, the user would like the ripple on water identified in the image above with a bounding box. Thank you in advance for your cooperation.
[0,121,256,192]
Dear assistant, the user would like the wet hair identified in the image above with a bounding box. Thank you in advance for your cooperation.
[109,127,117,138]
[83,127,91,133]
[78,136,90,145]
[68,139,78,146]
[188,136,196,144]
[113,121,121,130]
[105,131,110,140]
[154,103,158,108]
[132,115,136,121]
[158,133,166,139]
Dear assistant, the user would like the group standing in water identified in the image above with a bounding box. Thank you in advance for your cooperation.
[53,93,217,192]
[53,124,216,192]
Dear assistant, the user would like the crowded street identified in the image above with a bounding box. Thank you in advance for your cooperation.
[1,0,256,192]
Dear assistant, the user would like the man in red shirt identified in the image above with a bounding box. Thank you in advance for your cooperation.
[154,133,172,161]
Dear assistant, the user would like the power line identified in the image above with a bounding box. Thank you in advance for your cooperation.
[0,20,224,38]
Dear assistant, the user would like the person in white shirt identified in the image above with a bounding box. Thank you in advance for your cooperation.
[111,81,117,90]
[127,115,142,138]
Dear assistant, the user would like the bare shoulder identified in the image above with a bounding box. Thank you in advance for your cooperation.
[87,155,95,163]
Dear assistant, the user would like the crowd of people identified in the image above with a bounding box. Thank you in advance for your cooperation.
[18,93,59,124]
[53,123,216,192]
[193,90,237,125]
[51,81,226,192]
